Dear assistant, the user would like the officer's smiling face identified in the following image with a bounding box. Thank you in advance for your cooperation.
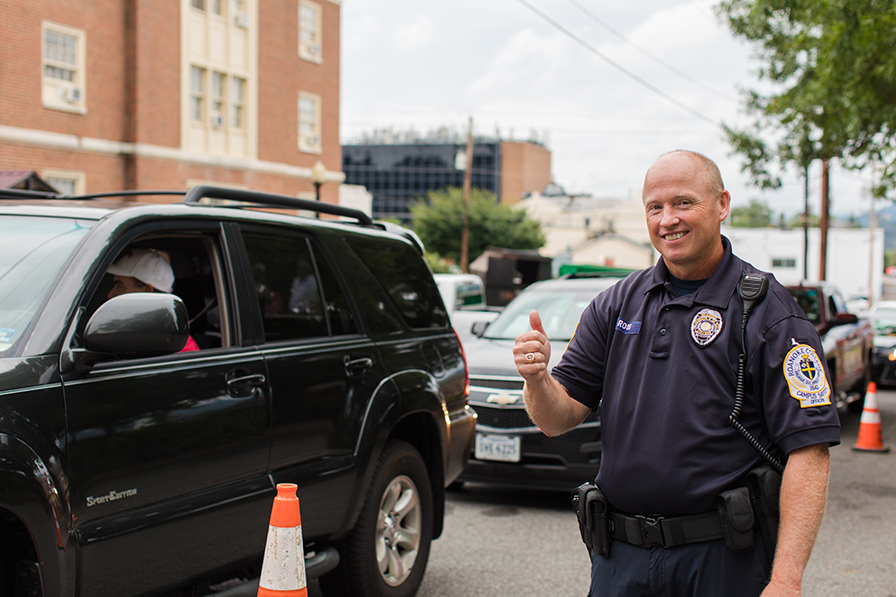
[642,152,730,280]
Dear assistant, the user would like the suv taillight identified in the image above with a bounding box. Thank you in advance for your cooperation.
[453,328,470,397]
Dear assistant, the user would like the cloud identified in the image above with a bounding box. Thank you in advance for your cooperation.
[392,16,436,52]
[464,28,575,101]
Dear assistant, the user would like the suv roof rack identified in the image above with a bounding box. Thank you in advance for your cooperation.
[0,188,187,201]
[183,185,374,227]
[2,184,425,251]
[0,188,65,200]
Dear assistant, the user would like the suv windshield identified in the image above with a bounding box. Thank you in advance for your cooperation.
[0,216,93,352]
[483,282,617,341]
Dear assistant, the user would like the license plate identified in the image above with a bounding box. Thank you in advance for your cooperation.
[475,434,521,463]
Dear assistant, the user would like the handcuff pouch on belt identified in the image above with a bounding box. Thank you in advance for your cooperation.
[572,482,611,558]
[716,486,755,552]
[745,463,782,559]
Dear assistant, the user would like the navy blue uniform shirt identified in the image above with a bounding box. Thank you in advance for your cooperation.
[552,237,841,516]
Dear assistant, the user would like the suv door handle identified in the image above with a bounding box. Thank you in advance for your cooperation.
[344,357,373,378]
[226,373,266,397]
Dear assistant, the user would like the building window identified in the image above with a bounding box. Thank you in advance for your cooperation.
[184,0,254,156]
[41,22,86,113]
[190,66,206,122]
[299,1,322,63]
[211,71,226,128]
[191,0,206,10]
[298,92,321,153]
[43,169,86,196]
[231,77,246,129]
[772,258,797,268]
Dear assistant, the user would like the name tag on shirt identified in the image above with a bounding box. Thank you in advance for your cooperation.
[616,318,641,335]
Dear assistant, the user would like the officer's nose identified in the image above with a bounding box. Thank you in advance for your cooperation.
[659,206,679,228]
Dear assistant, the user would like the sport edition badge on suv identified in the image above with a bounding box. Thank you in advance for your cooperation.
[0,186,475,597]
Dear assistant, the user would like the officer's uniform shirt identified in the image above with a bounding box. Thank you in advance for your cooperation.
[552,237,841,517]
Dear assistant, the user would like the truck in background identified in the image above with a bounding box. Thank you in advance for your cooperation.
[434,274,501,343]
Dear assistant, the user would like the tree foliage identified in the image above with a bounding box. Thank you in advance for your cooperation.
[411,187,545,265]
[729,199,774,227]
[716,0,896,196]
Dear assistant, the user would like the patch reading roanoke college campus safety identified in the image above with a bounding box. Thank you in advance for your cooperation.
[783,344,832,407]
[691,309,723,347]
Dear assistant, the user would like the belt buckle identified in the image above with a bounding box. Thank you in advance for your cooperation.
[636,515,665,548]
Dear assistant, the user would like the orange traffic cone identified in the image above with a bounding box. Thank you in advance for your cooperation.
[258,484,308,597]
[853,382,890,453]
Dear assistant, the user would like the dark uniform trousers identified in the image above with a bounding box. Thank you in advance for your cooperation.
[589,532,771,597]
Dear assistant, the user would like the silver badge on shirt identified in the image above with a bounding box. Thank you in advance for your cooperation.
[691,308,723,347]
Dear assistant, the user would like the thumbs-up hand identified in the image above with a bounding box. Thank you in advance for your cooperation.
[514,310,551,381]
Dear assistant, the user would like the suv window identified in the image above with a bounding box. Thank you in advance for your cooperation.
[0,215,94,353]
[347,236,448,329]
[242,229,356,341]
[84,232,232,350]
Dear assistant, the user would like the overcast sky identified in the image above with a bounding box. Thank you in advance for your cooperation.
[340,0,876,220]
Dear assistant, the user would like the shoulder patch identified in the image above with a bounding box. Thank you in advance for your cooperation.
[691,308,723,347]
[783,344,832,407]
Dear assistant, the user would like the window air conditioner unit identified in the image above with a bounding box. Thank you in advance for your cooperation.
[234,12,249,28]
[211,114,225,128]
[63,87,83,103]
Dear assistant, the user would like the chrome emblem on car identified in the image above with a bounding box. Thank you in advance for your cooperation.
[487,393,519,405]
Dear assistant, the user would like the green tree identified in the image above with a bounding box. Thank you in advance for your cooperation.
[716,0,884,185]
[729,199,774,227]
[787,212,820,228]
[411,187,545,265]
[715,0,896,277]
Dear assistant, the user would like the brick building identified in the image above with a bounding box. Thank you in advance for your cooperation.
[342,131,552,223]
[0,0,343,204]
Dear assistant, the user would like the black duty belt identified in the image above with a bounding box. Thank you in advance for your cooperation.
[609,510,724,548]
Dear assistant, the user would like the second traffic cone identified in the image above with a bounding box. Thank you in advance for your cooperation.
[258,483,307,597]
[853,382,890,453]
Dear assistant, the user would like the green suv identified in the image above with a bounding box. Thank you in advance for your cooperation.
[0,186,475,597]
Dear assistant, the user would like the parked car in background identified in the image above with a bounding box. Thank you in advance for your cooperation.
[0,186,475,597]
[866,300,896,386]
[456,276,623,492]
[434,273,501,344]
[786,282,874,412]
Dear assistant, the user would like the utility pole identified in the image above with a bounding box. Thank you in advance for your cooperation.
[459,117,474,274]
[803,164,809,281]
[818,159,830,281]
[869,187,877,310]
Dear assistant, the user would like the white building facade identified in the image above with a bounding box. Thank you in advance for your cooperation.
[724,227,884,302]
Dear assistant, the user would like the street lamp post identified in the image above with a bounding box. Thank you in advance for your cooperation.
[310,161,327,219]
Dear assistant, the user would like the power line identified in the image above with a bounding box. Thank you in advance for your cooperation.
[514,0,720,128]
[566,0,736,102]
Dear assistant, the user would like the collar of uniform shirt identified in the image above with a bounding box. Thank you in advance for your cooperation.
[648,236,742,309]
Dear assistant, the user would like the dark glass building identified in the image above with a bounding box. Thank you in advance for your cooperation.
[342,141,502,223]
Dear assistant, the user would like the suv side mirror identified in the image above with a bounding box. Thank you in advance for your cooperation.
[84,293,190,357]
[471,321,490,336]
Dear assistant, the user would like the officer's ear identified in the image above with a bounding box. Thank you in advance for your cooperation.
[718,190,731,223]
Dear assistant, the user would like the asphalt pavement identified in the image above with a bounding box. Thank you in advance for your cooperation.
[802,387,896,597]
[306,389,896,597]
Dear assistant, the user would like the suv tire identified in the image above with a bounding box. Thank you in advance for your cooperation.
[319,440,433,597]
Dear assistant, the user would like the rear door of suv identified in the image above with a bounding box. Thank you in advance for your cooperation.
[61,220,272,595]
[235,223,388,539]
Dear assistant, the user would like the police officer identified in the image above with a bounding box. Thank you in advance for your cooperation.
[514,150,840,597]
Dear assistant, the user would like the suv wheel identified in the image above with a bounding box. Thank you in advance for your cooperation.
[319,440,433,597]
